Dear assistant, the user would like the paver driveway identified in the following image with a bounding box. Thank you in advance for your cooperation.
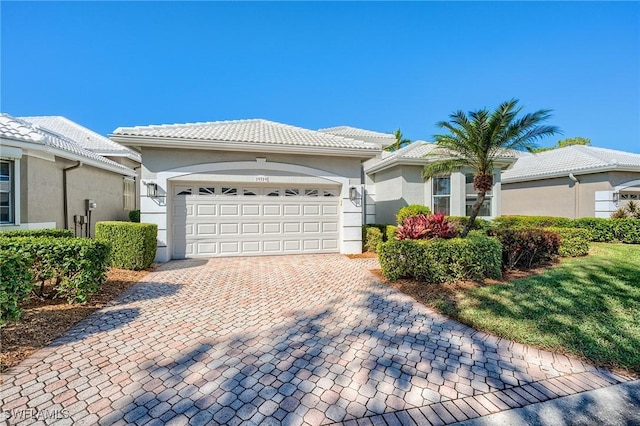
[1,254,631,425]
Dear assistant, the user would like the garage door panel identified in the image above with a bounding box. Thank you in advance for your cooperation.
[263,223,281,234]
[196,204,217,217]
[242,223,260,234]
[283,222,300,233]
[219,223,240,235]
[172,183,341,258]
[263,205,282,216]
[196,223,217,236]
[242,205,260,215]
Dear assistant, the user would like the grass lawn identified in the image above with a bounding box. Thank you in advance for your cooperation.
[436,243,640,374]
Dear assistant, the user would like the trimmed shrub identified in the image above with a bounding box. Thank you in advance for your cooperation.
[489,228,560,270]
[129,210,141,223]
[544,227,591,257]
[0,237,110,303]
[379,233,502,283]
[386,225,398,241]
[0,250,33,325]
[364,227,383,253]
[572,218,616,242]
[493,215,573,229]
[396,214,456,240]
[447,216,492,234]
[0,228,73,238]
[396,204,432,225]
[96,221,157,270]
[613,218,640,244]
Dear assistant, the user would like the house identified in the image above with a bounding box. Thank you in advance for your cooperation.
[318,126,396,149]
[0,113,137,236]
[363,141,517,224]
[110,119,380,261]
[18,115,142,212]
[501,145,640,218]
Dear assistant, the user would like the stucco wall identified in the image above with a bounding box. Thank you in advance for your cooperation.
[21,155,129,236]
[139,147,368,261]
[372,167,404,224]
[502,171,640,218]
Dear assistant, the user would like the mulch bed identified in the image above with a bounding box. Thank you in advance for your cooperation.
[1,268,149,372]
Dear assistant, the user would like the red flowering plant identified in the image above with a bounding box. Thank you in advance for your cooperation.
[396,213,457,240]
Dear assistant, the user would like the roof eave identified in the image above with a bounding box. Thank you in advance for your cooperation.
[366,156,516,175]
[1,138,136,177]
[93,150,142,162]
[109,135,381,158]
[502,165,640,184]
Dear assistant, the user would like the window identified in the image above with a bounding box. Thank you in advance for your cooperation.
[621,193,639,200]
[285,188,299,197]
[432,176,450,215]
[243,188,258,196]
[323,189,339,197]
[464,173,492,217]
[199,187,216,195]
[304,189,319,197]
[221,187,238,196]
[266,189,280,197]
[123,178,135,211]
[1,160,13,223]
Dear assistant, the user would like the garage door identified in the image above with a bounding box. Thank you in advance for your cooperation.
[171,183,341,258]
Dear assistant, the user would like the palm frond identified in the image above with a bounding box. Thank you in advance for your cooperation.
[422,158,468,180]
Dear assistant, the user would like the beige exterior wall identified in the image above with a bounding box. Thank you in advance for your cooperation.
[502,171,640,218]
[19,155,130,236]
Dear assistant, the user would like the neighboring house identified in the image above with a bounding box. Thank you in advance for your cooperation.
[502,145,640,218]
[110,119,380,261]
[363,141,517,224]
[0,113,136,236]
[19,115,142,211]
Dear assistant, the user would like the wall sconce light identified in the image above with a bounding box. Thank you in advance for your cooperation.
[147,182,159,198]
[349,186,358,200]
[613,192,620,204]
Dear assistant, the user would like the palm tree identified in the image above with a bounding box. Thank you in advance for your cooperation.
[423,99,560,237]
[384,128,412,152]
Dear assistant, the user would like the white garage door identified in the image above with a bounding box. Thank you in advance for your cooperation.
[171,183,341,258]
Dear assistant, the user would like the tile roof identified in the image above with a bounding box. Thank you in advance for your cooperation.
[19,115,140,161]
[0,114,134,175]
[502,145,640,182]
[112,119,381,152]
[366,141,517,174]
[318,126,396,141]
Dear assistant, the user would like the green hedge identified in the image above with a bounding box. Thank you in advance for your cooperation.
[0,250,33,326]
[386,225,398,241]
[129,210,141,223]
[0,228,73,238]
[0,236,110,303]
[613,218,640,244]
[571,218,616,242]
[447,216,492,233]
[96,221,157,270]
[378,232,502,283]
[396,204,431,225]
[544,227,591,257]
[364,227,383,253]
[494,215,573,229]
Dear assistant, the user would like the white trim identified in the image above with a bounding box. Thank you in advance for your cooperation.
[0,146,22,159]
[615,179,640,192]
[503,166,640,184]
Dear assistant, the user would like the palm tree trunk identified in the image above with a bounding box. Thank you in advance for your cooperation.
[461,191,486,237]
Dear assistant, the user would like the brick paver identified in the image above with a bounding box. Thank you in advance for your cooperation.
[1,255,632,425]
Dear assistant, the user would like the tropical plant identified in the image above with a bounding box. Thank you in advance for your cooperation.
[423,100,560,237]
[610,200,640,219]
[531,136,591,153]
[384,128,412,152]
[396,213,457,240]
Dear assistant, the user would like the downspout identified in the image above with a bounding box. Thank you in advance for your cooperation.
[569,173,580,218]
[63,162,83,229]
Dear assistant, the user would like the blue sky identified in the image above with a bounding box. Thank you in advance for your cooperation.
[2,1,639,152]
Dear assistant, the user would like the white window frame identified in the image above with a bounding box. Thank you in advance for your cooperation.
[432,175,451,215]
[0,157,22,226]
[464,173,492,217]
[123,177,136,211]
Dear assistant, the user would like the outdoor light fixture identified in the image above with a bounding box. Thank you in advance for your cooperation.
[147,182,159,198]
[349,186,358,200]
[613,192,620,204]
